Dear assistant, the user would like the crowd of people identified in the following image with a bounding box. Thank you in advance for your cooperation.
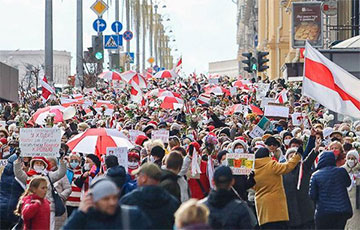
[0,73,359,230]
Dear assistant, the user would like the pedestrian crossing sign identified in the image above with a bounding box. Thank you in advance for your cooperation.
[104,35,123,49]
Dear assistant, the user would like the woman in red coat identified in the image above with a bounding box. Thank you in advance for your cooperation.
[15,176,50,230]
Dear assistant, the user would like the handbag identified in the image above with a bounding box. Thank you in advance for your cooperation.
[46,174,66,216]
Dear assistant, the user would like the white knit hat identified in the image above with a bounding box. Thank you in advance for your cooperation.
[346,150,359,162]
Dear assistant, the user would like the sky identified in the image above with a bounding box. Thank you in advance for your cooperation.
[0,0,238,75]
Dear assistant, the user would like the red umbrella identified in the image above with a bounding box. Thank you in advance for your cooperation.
[27,106,65,126]
[154,69,179,79]
[145,89,181,98]
[225,104,248,115]
[159,96,184,110]
[98,71,122,81]
[205,86,230,96]
[129,72,147,88]
[233,80,250,90]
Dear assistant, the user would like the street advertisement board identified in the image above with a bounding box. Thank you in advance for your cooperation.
[292,2,323,48]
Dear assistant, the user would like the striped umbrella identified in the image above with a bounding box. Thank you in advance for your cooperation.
[205,86,230,96]
[159,96,184,110]
[67,128,133,157]
[154,69,179,79]
[98,71,122,81]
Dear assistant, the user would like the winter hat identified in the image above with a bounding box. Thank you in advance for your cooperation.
[285,147,298,160]
[30,157,50,170]
[346,150,359,162]
[217,150,228,163]
[135,135,149,146]
[214,166,233,184]
[143,124,156,133]
[207,125,215,132]
[231,139,248,152]
[0,138,7,145]
[90,178,119,202]
[291,127,302,137]
[255,147,270,159]
[170,123,182,131]
[128,150,140,160]
[219,127,231,138]
[151,146,165,159]
[131,162,162,181]
[158,122,167,129]
[265,136,280,147]
[282,131,293,141]
[323,127,334,139]
[78,122,89,131]
[86,154,101,168]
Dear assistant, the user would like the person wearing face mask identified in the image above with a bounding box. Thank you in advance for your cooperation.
[13,156,67,230]
[342,150,360,230]
[282,132,293,150]
[127,150,141,179]
[329,141,346,167]
[66,152,83,217]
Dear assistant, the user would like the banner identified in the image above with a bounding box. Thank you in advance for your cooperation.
[256,83,270,100]
[152,129,170,143]
[292,2,323,48]
[106,147,128,170]
[19,128,62,157]
[264,104,290,118]
[227,153,254,175]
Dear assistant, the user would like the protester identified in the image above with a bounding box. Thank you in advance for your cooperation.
[74,154,101,194]
[14,177,50,230]
[309,151,353,229]
[174,199,210,230]
[160,151,183,201]
[342,149,360,230]
[254,147,301,229]
[63,177,150,229]
[201,166,257,229]
[120,162,180,229]
[65,152,83,217]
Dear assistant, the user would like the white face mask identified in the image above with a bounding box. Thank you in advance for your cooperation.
[234,148,244,154]
[347,159,356,168]
[284,139,291,146]
[128,161,139,169]
[84,163,91,171]
[33,165,45,173]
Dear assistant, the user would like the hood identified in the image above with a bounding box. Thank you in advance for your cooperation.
[161,169,179,181]
[317,151,336,170]
[107,166,126,189]
[207,189,235,208]
[131,185,175,209]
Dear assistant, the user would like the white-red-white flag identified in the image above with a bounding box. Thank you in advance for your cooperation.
[174,57,182,74]
[275,89,288,104]
[40,76,55,102]
[303,41,360,118]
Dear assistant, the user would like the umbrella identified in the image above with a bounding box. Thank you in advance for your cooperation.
[225,104,248,115]
[250,104,263,115]
[67,128,133,157]
[233,80,250,90]
[119,70,138,83]
[145,89,181,98]
[154,69,179,79]
[332,35,360,48]
[98,71,122,81]
[149,96,184,110]
[27,106,75,126]
[129,72,147,88]
[205,86,230,96]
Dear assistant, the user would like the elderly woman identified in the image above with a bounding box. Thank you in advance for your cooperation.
[329,141,346,167]
[253,147,301,229]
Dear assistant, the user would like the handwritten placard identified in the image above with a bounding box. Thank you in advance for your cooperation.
[249,125,265,139]
[227,153,254,175]
[256,83,270,100]
[19,128,62,157]
[0,121,6,128]
[106,147,128,171]
[264,104,289,118]
[129,130,146,144]
[151,129,170,143]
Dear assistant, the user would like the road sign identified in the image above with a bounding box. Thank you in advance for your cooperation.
[123,31,133,41]
[93,18,107,33]
[91,0,109,17]
[321,0,337,16]
[104,35,123,49]
[126,52,135,64]
[147,57,155,64]
[111,21,123,33]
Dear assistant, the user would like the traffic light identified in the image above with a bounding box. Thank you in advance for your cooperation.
[257,51,269,72]
[250,57,257,71]
[92,35,104,62]
[242,52,253,73]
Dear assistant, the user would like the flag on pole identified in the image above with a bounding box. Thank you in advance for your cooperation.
[40,76,55,103]
[275,89,288,104]
[175,57,182,73]
[303,41,360,118]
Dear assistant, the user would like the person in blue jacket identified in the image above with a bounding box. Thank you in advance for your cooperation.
[0,154,29,229]
[309,151,353,229]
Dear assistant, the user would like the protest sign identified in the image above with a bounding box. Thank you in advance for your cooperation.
[129,130,146,144]
[256,83,270,100]
[106,147,128,170]
[0,121,6,128]
[152,129,169,143]
[291,113,304,126]
[230,87,237,96]
[260,97,276,108]
[264,104,289,118]
[19,128,62,157]
[249,116,273,139]
[249,125,265,139]
[208,78,219,85]
[227,153,254,175]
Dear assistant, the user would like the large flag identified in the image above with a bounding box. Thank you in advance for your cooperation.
[275,89,288,104]
[40,76,55,103]
[303,41,360,118]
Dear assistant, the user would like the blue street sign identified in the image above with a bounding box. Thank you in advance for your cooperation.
[126,52,134,63]
[123,30,133,41]
[104,35,122,49]
[153,65,160,72]
[161,67,165,71]
[111,21,123,33]
[93,18,107,32]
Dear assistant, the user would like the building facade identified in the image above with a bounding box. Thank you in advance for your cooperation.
[208,59,239,78]
[0,50,71,86]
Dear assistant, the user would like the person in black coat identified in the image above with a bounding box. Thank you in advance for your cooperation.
[63,178,150,229]
[160,152,183,202]
[200,166,257,229]
[0,154,27,229]
[309,151,353,230]
[120,163,180,229]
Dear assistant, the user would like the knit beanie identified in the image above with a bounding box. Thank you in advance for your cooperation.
[151,146,165,159]
[347,150,359,162]
[135,135,148,146]
[86,154,101,168]
[90,178,119,202]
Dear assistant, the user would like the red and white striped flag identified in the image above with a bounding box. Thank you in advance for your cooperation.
[303,41,360,118]
[40,76,55,102]
[275,89,288,104]
[198,93,211,105]
[174,57,182,74]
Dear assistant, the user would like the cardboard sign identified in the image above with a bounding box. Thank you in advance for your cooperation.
[19,128,62,157]
[264,104,289,118]
[106,147,128,170]
[260,97,276,108]
[227,153,254,175]
[129,130,145,144]
[249,125,265,139]
[291,113,304,126]
[256,83,270,100]
[151,129,169,143]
